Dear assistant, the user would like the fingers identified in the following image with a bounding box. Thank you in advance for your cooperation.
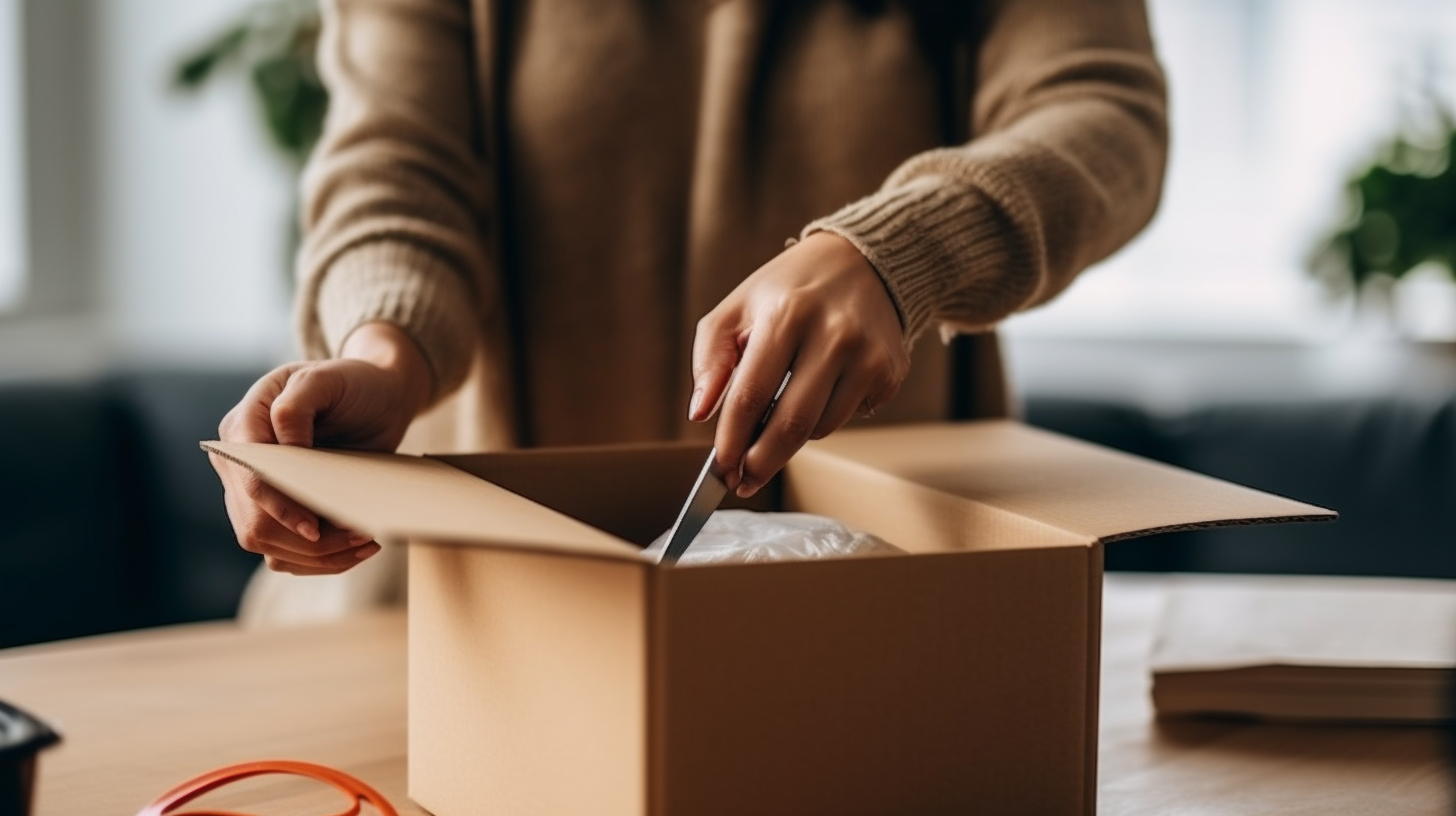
[222,476,379,574]
[270,366,346,448]
[734,360,829,498]
[262,537,380,576]
[213,391,334,571]
[264,556,376,577]
[690,313,742,422]
[711,315,798,488]
[700,233,911,496]
[217,363,301,445]
[211,360,417,575]
[813,370,876,440]
[729,326,903,498]
[231,464,322,543]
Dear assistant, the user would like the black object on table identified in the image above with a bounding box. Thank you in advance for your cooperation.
[0,699,60,816]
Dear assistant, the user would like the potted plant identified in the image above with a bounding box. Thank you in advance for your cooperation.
[172,0,326,279]
[1311,102,1456,340]
[173,0,325,170]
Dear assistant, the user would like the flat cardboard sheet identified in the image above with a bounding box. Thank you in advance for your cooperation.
[1151,575,1456,722]
[1152,574,1456,672]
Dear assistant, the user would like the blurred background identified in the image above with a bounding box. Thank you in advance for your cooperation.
[1,0,1454,647]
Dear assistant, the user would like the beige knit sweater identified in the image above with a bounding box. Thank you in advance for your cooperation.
[295,0,1167,454]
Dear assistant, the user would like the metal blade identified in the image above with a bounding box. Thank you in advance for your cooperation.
[657,370,791,564]
[657,448,730,564]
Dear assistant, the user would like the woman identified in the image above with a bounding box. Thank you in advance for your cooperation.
[211,0,1167,614]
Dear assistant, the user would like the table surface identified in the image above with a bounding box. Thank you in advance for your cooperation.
[3,574,1452,815]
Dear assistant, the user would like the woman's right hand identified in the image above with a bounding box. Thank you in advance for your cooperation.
[208,322,434,575]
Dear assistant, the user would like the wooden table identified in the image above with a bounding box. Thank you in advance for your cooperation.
[2,575,1451,815]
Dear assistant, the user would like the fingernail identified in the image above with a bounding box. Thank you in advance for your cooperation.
[347,532,372,546]
[297,521,319,542]
[736,477,760,498]
[355,543,381,560]
[688,387,704,421]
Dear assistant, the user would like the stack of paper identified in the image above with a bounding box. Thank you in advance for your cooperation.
[1150,574,1456,723]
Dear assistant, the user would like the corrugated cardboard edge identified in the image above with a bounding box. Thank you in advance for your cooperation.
[1094,512,1338,544]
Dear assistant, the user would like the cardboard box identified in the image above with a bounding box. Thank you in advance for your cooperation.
[205,420,1333,815]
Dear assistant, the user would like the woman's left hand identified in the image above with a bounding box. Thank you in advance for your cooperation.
[691,231,911,497]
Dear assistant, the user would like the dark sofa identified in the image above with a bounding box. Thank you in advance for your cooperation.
[1,368,1452,649]
[0,369,265,648]
[1026,394,1456,576]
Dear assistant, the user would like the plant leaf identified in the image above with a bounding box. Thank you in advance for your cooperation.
[172,25,249,90]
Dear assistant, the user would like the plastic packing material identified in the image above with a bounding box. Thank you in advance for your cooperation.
[640,509,902,565]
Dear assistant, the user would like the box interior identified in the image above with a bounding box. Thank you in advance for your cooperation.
[432,443,777,549]
[430,441,1085,560]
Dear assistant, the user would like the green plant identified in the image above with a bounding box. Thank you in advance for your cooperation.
[172,0,326,169]
[1312,107,1456,294]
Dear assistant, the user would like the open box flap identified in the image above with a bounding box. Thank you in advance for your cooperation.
[804,421,1336,544]
[202,441,642,561]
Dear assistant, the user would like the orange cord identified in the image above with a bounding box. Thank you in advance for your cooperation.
[132,759,400,816]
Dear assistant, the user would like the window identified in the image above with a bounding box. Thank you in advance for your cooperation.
[1003,0,1456,342]
[0,0,24,312]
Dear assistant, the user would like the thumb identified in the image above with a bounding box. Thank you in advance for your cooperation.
[269,367,342,448]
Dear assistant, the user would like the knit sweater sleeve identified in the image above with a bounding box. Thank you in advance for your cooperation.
[803,0,1168,344]
[295,0,490,399]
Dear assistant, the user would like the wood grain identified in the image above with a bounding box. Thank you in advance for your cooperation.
[1,578,1449,814]
[0,613,421,816]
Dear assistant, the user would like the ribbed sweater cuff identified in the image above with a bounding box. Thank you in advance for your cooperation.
[802,176,1013,345]
[303,241,478,399]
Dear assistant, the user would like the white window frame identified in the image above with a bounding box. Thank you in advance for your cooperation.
[0,0,25,312]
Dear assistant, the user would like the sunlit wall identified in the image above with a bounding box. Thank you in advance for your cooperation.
[0,0,293,377]
[1005,0,1456,343]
